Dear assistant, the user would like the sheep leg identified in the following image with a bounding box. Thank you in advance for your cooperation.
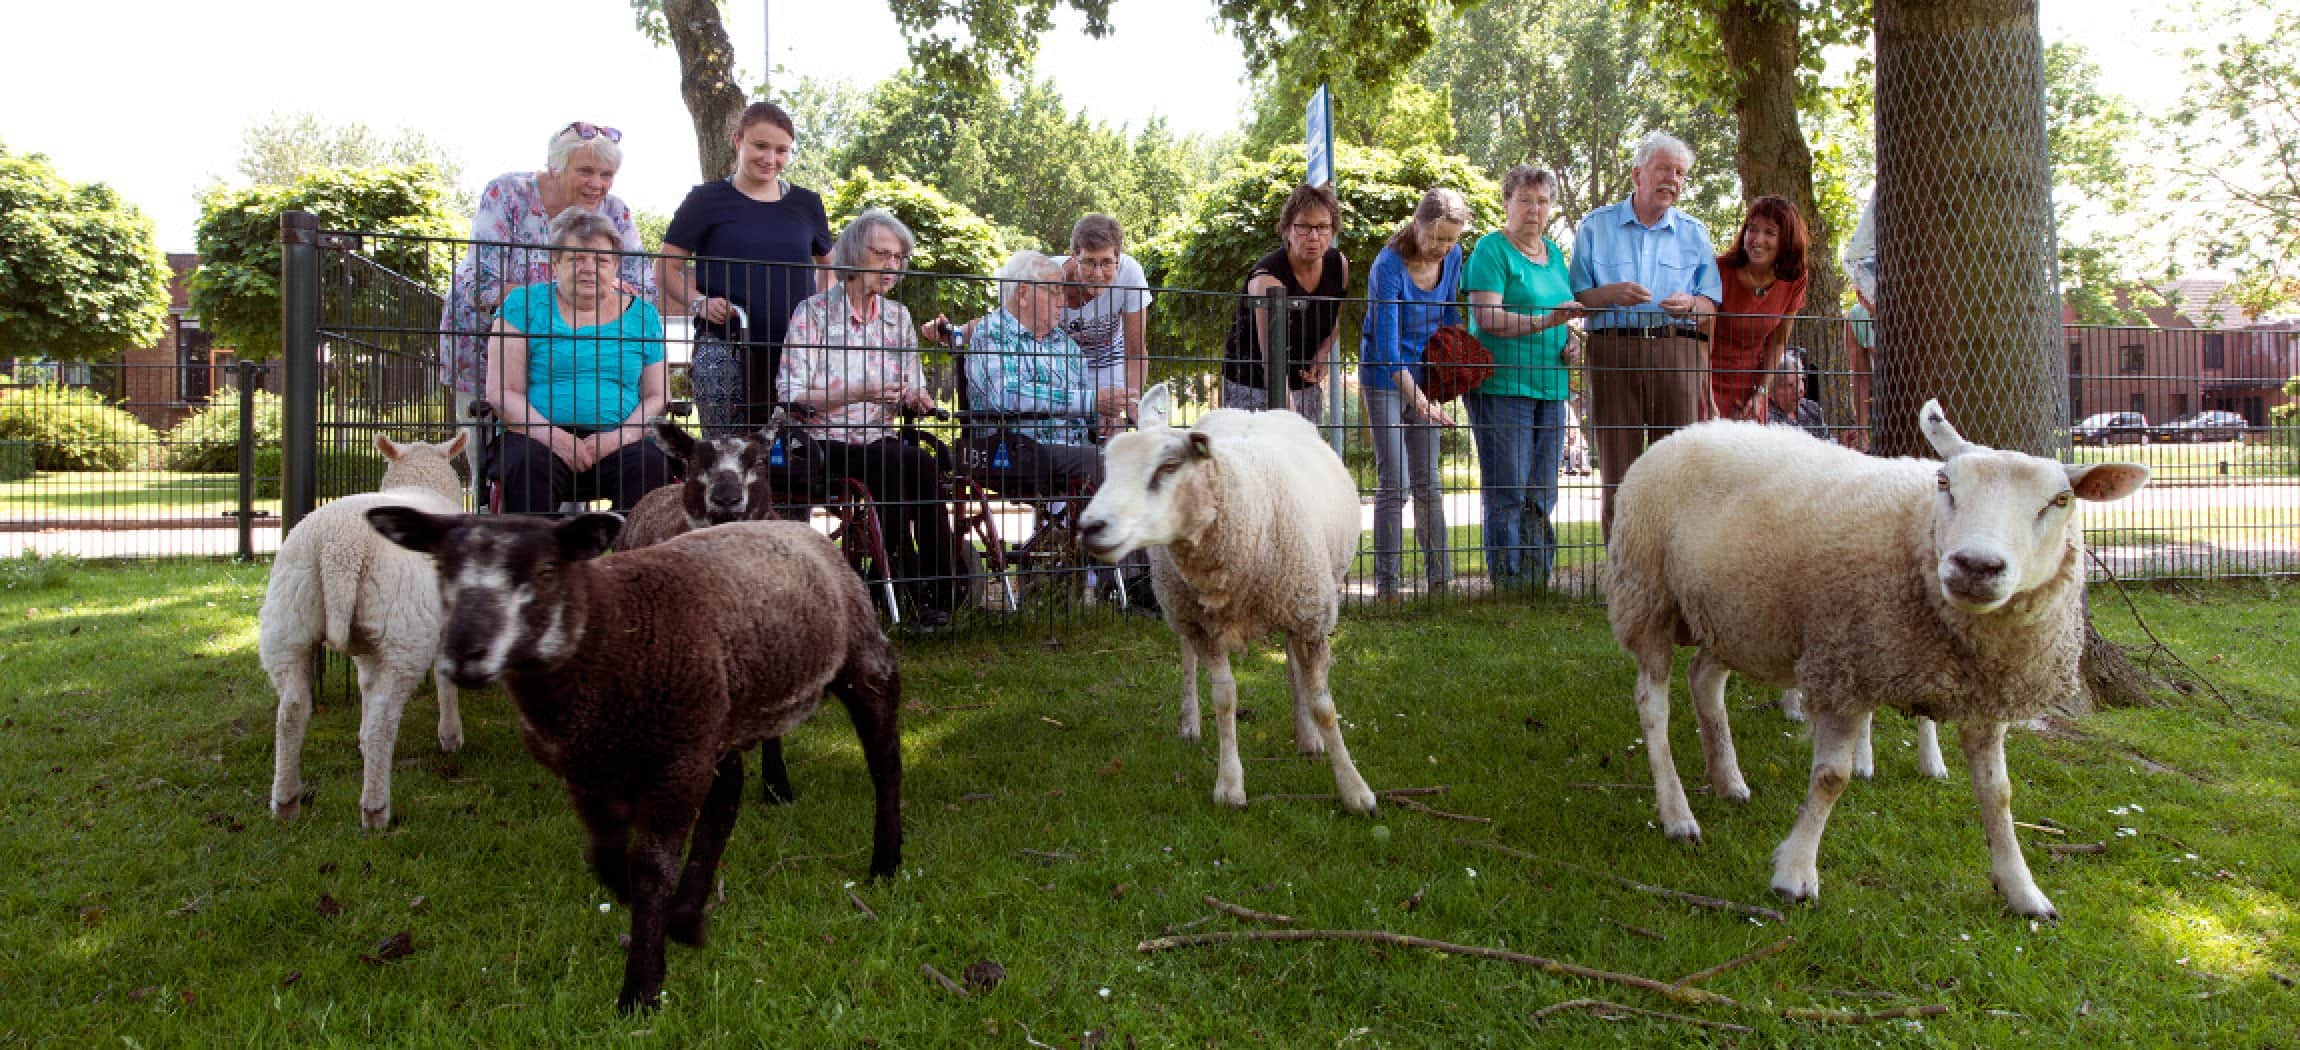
[616,805,697,1015]
[266,644,315,820]
[434,670,463,754]
[571,791,636,905]
[1771,708,1863,904]
[756,738,796,805]
[1851,709,1877,780]
[1960,721,2058,920]
[1779,686,1807,723]
[1631,641,1700,841]
[667,751,746,947]
[832,651,905,881]
[1915,717,1949,780]
[1176,634,1202,742]
[353,654,418,831]
[1206,647,1248,809]
[1287,633,1375,815]
[1687,650,1749,802]
[1285,637,1326,756]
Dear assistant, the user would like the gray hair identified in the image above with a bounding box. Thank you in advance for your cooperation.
[547,126,624,174]
[1501,165,1559,202]
[1069,213,1123,254]
[546,207,622,251]
[831,208,916,271]
[1631,131,1693,171]
[997,249,1064,309]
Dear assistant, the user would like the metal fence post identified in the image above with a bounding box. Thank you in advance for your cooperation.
[280,210,321,533]
[233,360,258,561]
[1262,286,1290,411]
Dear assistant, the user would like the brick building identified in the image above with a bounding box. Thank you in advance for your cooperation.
[111,254,274,431]
[2064,278,2300,426]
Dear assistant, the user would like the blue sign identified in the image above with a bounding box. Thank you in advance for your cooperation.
[1305,83,1334,188]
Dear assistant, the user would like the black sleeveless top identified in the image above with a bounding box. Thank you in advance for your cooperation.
[1222,247,1346,391]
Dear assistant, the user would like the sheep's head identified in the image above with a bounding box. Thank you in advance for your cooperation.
[1918,399,2148,612]
[651,420,774,529]
[366,508,623,688]
[1076,426,1216,562]
[375,433,469,501]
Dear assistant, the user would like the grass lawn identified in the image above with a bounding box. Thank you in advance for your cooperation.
[0,471,280,519]
[0,559,2293,1045]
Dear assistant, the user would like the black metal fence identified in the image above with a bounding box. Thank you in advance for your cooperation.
[2,220,2294,629]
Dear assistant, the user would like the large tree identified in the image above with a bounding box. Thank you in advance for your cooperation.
[0,142,171,362]
[2044,43,2150,324]
[2161,0,2300,317]
[236,112,463,190]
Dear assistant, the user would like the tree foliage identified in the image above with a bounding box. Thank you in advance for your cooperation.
[235,112,463,191]
[2162,0,2300,317]
[825,168,1013,322]
[189,165,459,360]
[2044,43,2152,324]
[0,143,171,363]
[630,0,1113,98]
[1218,0,1480,97]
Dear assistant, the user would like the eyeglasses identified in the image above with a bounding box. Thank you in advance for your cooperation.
[866,247,910,266]
[1289,222,1336,236]
[559,121,623,143]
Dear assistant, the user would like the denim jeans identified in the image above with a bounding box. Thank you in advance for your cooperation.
[1465,393,1564,591]
[1363,386,1448,595]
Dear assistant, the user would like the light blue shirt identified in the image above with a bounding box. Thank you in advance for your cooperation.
[966,308,1095,446]
[1566,199,1724,331]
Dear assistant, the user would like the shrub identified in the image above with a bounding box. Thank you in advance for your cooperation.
[0,384,157,471]
[826,169,1010,325]
[251,442,389,501]
[0,550,80,591]
[164,389,282,471]
[0,440,32,483]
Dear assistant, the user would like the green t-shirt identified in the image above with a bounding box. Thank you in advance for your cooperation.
[1462,233,1573,400]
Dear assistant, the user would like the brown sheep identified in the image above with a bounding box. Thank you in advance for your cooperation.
[611,420,780,553]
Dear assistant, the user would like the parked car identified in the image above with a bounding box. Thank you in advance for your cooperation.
[2155,410,2248,444]
[2073,411,2150,445]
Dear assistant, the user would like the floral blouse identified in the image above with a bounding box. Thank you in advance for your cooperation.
[435,171,655,396]
[777,288,926,445]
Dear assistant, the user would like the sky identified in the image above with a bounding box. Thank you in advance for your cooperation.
[0,0,2210,252]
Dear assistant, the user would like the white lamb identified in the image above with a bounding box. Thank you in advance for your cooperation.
[263,434,469,830]
[1077,386,1377,813]
[1606,402,2148,918]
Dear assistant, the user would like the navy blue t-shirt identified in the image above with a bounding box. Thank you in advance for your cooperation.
[662,179,832,345]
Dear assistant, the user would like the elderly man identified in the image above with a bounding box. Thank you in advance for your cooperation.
[964,250,1130,491]
[1569,131,1724,537]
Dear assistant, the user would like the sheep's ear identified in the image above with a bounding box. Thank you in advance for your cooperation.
[367,506,451,554]
[441,431,469,462]
[1186,431,1215,461]
[556,512,624,562]
[651,419,695,464]
[1918,399,1979,460]
[1137,381,1174,430]
[2068,462,2150,503]
[375,434,404,461]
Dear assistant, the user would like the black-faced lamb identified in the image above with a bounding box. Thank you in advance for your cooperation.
[263,433,469,829]
[365,509,901,1012]
[1076,387,1377,813]
[1605,401,2147,918]
[610,420,777,553]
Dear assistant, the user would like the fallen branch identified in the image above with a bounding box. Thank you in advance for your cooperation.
[1391,796,1492,824]
[1161,913,1217,935]
[1204,895,1295,925]
[1251,785,1451,803]
[920,962,967,998]
[1532,998,1753,1034]
[1457,838,1788,923]
[2043,841,2107,855]
[1136,929,1731,1007]
[1782,1004,1951,1024]
[2085,548,2233,711]
[1672,936,1796,989]
[2013,820,2065,836]
[1602,918,1667,942]
[847,890,878,921]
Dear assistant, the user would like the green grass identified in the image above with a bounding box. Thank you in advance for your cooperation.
[0,560,2294,1045]
[2067,438,2300,481]
[0,471,280,518]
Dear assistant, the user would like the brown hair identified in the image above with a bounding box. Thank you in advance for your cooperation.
[731,102,796,142]
[1275,183,1341,237]
[1384,187,1471,261]
[1724,194,1809,281]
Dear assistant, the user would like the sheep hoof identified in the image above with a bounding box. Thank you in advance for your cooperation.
[1994,877,2059,920]
[1851,762,1875,780]
[1918,761,1951,781]
[1212,783,1247,809]
[1176,724,1200,743]
[1771,857,1821,903]
[1716,782,1752,804]
[614,988,660,1015]
[438,731,464,754]
[360,806,390,831]
[1662,819,1703,843]
[1772,881,1819,905]
[271,796,301,821]
[1297,739,1326,757]
[666,911,708,947]
[1338,788,1378,815]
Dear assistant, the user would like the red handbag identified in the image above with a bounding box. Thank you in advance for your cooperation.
[1420,324,1495,402]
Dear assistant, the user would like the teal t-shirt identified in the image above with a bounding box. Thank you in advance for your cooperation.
[501,282,666,429]
[1462,233,1573,401]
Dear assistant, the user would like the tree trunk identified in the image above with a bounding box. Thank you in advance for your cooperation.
[662,0,747,181]
[1875,0,2151,713]
[1717,1,1847,414]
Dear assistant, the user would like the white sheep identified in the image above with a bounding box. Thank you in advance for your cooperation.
[263,434,469,830]
[1605,401,2148,918]
[1077,387,1377,814]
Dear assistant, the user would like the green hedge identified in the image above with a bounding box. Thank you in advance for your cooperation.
[252,443,389,501]
[0,439,33,483]
[164,389,282,471]
[0,384,157,471]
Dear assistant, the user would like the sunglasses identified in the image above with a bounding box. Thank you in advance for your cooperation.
[559,121,623,143]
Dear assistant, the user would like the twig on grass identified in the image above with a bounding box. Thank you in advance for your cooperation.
[1391,795,1492,824]
[1532,998,1754,1034]
[2014,820,2065,836]
[1250,785,1451,803]
[1204,895,1295,925]
[1781,1004,1951,1023]
[1672,936,1797,989]
[920,962,968,998]
[2085,548,2233,711]
[1456,838,1788,923]
[847,890,878,921]
[1161,913,1217,935]
[1603,918,1667,942]
[1136,929,1732,1006]
[2043,841,2108,855]
[1565,782,1654,791]
[1020,848,1081,863]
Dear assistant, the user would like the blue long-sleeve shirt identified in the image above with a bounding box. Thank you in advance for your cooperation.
[1566,199,1723,331]
[1357,245,1462,392]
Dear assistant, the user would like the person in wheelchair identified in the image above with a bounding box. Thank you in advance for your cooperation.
[961,250,1129,489]
[778,209,962,627]
[484,208,672,514]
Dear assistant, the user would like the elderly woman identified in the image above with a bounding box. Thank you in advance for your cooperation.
[778,209,958,627]
[1710,195,1811,421]
[1361,187,1469,601]
[661,102,834,430]
[440,122,654,429]
[1220,184,1350,418]
[964,250,1129,490]
[1056,214,1153,434]
[1463,166,1581,593]
[486,208,671,515]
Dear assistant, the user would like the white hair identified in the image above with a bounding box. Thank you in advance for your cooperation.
[547,127,624,174]
[1631,131,1693,171]
[997,249,1064,309]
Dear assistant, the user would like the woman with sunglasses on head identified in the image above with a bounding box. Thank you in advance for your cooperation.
[659,102,834,431]
[439,122,654,436]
